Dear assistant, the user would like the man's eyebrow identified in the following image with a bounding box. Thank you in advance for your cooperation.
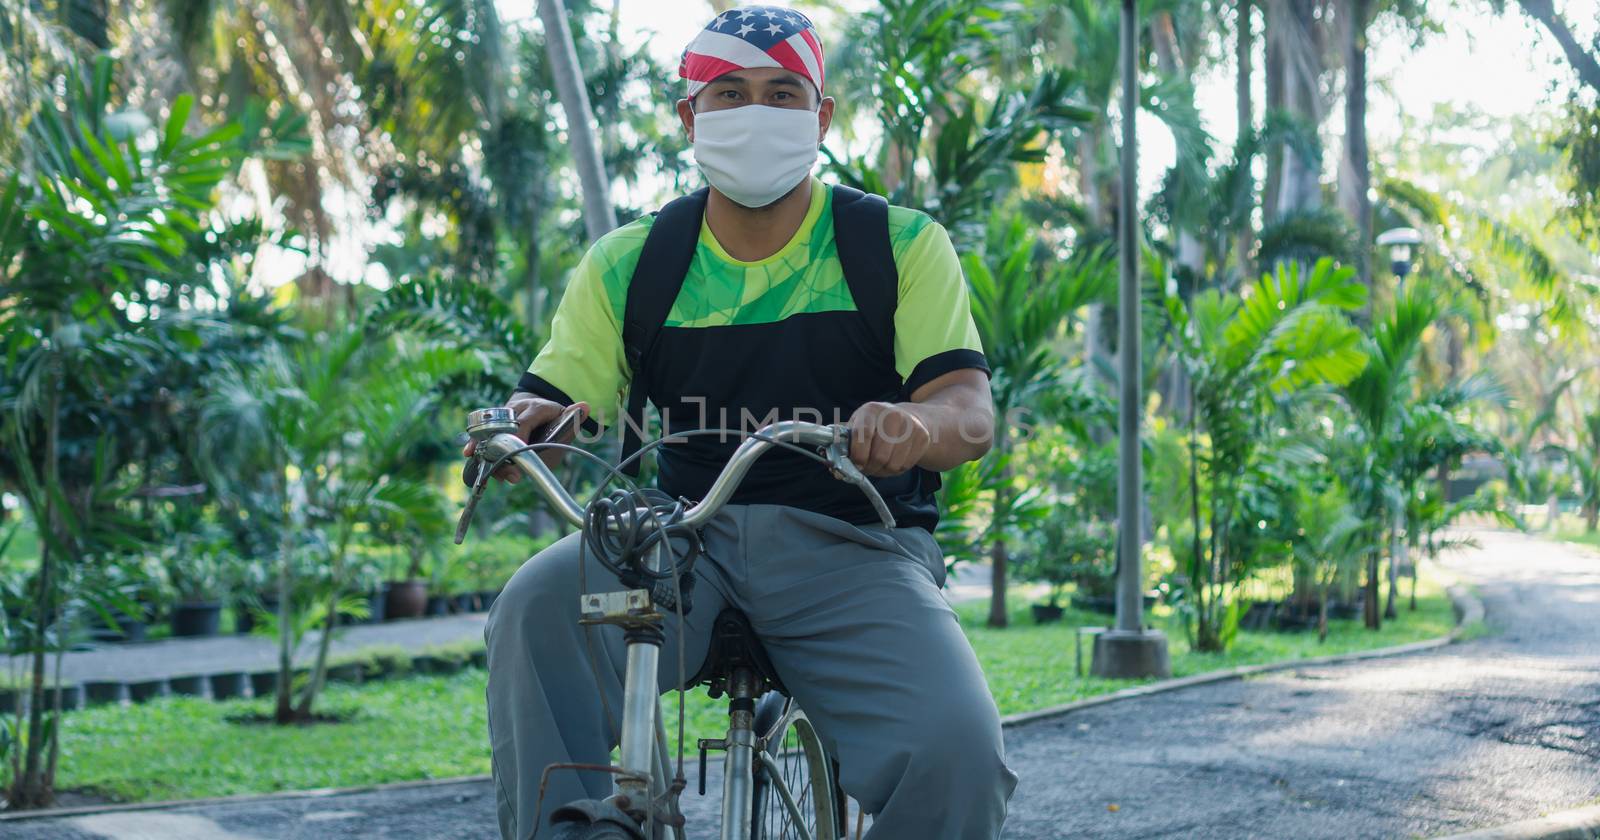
[764,76,805,89]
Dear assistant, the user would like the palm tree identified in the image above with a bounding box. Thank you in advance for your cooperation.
[536,0,616,240]
[1338,283,1441,628]
[965,218,1115,627]
[156,0,506,297]
[1166,257,1369,650]
[198,322,467,722]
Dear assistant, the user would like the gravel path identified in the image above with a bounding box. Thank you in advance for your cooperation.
[5,530,1597,839]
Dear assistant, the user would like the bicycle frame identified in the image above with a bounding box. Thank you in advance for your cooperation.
[461,408,878,840]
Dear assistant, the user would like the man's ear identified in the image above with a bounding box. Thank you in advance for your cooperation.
[817,97,836,142]
[676,98,696,142]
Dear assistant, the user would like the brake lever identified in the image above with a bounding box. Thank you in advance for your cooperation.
[823,429,897,529]
[456,405,588,545]
[455,458,491,545]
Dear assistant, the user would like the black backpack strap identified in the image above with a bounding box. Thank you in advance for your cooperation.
[829,185,897,363]
[619,188,710,476]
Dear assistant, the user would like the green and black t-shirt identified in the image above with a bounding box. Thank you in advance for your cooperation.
[520,178,988,530]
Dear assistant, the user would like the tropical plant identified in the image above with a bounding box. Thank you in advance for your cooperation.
[1165,257,1369,651]
[0,51,288,806]
[964,217,1114,627]
[197,321,467,722]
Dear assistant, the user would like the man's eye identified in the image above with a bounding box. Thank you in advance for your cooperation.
[720,90,741,100]
[774,92,792,101]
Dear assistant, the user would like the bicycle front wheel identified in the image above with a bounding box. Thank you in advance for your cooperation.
[750,697,840,840]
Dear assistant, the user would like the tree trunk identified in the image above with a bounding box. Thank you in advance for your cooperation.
[1318,577,1330,643]
[1385,507,1402,621]
[295,590,341,720]
[1235,0,1255,282]
[1584,500,1598,533]
[987,538,1009,629]
[15,371,63,809]
[275,520,295,724]
[1363,546,1381,630]
[1339,0,1372,308]
[1270,0,1323,222]
[1261,0,1284,221]
[537,0,617,241]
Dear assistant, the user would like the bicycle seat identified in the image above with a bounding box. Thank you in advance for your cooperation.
[686,609,788,699]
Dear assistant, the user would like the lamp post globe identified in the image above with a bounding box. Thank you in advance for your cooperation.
[1376,226,1423,281]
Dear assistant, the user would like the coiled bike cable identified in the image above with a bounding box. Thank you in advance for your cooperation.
[475,426,843,821]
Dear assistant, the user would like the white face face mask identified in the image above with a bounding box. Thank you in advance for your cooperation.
[691,105,820,209]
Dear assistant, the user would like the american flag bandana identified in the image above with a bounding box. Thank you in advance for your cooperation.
[679,5,826,99]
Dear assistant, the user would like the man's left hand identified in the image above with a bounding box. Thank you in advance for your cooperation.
[846,402,932,477]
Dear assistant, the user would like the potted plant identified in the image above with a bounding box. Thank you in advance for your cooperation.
[384,543,431,620]
[1024,514,1116,620]
[165,532,239,637]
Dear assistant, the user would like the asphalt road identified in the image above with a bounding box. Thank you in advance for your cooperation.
[5,530,1597,839]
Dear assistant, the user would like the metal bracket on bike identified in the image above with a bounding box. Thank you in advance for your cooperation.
[823,430,898,529]
[652,776,688,831]
[578,589,663,631]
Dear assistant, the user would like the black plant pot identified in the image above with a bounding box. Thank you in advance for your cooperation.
[454,593,478,613]
[413,654,463,675]
[235,596,281,635]
[327,662,364,685]
[248,671,279,699]
[1327,599,1361,621]
[477,589,500,612]
[385,580,428,620]
[1030,603,1066,624]
[426,595,451,617]
[210,672,248,700]
[366,589,388,624]
[84,681,127,706]
[127,679,169,704]
[170,675,207,697]
[172,602,223,637]
[90,612,148,644]
[1070,592,1159,616]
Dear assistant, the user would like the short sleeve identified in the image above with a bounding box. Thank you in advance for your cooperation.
[520,223,649,429]
[890,217,989,394]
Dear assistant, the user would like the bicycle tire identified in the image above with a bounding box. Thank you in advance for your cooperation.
[544,819,639,840]
[750,698,839,840]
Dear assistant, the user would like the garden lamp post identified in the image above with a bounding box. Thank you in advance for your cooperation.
[1092,0,1172,680]
[1377,226,1422,281]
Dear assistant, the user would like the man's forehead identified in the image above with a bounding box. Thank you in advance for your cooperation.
[705,68,810,87]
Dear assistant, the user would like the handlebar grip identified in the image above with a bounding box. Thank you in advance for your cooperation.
[462,458,484,488]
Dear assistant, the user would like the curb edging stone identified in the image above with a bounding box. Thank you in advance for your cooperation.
[1429,804,1600,840]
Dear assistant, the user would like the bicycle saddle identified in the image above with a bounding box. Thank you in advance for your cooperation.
[686,608,788,699]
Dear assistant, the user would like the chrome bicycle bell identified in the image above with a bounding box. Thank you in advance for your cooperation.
[466,406,519,441]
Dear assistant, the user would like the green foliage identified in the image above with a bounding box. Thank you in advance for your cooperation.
[1165,258,1369,650]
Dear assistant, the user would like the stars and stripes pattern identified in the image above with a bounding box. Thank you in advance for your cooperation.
[679,5,825,98]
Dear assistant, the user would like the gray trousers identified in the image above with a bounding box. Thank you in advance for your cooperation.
[484,504,1018,840]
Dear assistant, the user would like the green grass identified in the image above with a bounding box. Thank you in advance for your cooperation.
[40,576,1458,804]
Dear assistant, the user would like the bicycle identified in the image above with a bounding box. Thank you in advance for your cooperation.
[457,406,896,840]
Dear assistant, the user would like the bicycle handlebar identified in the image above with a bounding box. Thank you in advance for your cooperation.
[455,407,896,543]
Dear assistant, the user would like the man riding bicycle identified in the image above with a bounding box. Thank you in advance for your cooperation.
[477,6,1018,838]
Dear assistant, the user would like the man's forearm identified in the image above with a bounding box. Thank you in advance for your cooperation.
[904,369,994,471]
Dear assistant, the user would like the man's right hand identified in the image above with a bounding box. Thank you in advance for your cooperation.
[461,394,588,484]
